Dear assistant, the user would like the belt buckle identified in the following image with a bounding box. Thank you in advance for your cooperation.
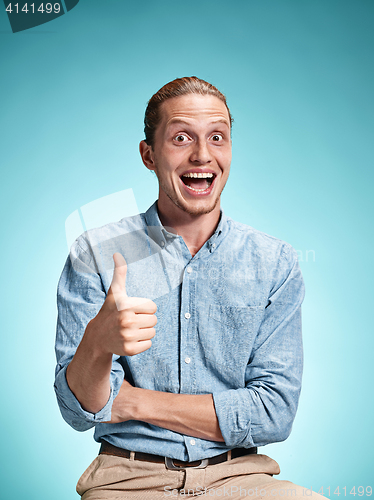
[165,457,209,470]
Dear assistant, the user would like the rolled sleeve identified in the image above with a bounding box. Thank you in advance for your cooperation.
[213,388,252,447]
[54,361,123,431]
[213,246,304,448]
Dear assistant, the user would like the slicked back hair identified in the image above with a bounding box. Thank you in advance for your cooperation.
[144,76,233,148]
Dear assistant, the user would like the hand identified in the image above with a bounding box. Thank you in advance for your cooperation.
[103,379,137,424]
[85,253,157,357]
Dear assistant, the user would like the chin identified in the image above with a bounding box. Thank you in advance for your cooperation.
[174,197,220,217]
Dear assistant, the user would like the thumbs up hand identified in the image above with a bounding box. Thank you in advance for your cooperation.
[85,253,157,357]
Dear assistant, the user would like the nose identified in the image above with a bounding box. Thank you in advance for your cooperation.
[189,139,212,164]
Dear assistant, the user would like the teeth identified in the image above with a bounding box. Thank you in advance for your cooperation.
[182,172,214,178]
[185,185,209,192]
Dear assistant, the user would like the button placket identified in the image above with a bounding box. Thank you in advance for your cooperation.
[180,254,193,395]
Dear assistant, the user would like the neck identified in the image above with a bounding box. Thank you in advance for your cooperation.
[156,196,221,257]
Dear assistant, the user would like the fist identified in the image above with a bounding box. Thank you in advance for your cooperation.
[85,253,157,357]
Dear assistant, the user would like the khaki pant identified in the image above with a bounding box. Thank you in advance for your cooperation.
[77,453,326,500]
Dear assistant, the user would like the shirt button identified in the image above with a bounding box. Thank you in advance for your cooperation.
[160,241,165,247]
[212,243,216,248]
[185,357,191,364]
[186,266,192,274]
[190,439,196,446]
[184,312,191,319]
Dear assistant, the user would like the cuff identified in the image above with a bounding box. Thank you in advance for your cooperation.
[54,364,114,431]
[212,388,254,448]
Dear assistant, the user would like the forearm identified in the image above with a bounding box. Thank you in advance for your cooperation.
[66,323,113,414]
[110,383,224,442]
[138,390,224,442]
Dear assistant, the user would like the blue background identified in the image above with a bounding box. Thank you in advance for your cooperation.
[0,0,373,498]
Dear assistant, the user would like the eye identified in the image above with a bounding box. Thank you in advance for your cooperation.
[211,134,223,142]
[174,134,189,143]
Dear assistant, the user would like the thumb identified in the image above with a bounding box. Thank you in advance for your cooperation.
[110,252,128,299]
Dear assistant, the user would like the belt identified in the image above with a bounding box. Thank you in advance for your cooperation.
[99,441,257,470]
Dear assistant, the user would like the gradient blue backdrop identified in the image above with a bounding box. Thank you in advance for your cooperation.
[0,1,373,498]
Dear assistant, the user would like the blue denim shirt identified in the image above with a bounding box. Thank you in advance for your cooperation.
[54,201,304,461]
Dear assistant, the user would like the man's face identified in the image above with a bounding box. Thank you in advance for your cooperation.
[142,94,232,217]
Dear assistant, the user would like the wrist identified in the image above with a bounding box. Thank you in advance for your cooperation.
[82,318,112,359]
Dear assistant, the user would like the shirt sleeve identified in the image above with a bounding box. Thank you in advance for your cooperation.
[212,245,304,448]
[53,238,124,432]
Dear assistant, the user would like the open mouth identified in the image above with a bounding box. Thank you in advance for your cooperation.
[180,172,216,193]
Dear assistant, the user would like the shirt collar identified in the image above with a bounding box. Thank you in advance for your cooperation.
[144,201,228,250]
[208,209,226,251]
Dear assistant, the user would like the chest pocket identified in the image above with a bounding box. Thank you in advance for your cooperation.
[202,305,264,387]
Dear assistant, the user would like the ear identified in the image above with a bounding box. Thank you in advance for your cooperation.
[139,140,156,171]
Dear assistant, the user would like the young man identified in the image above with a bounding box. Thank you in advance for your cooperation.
[54,77,324,499]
